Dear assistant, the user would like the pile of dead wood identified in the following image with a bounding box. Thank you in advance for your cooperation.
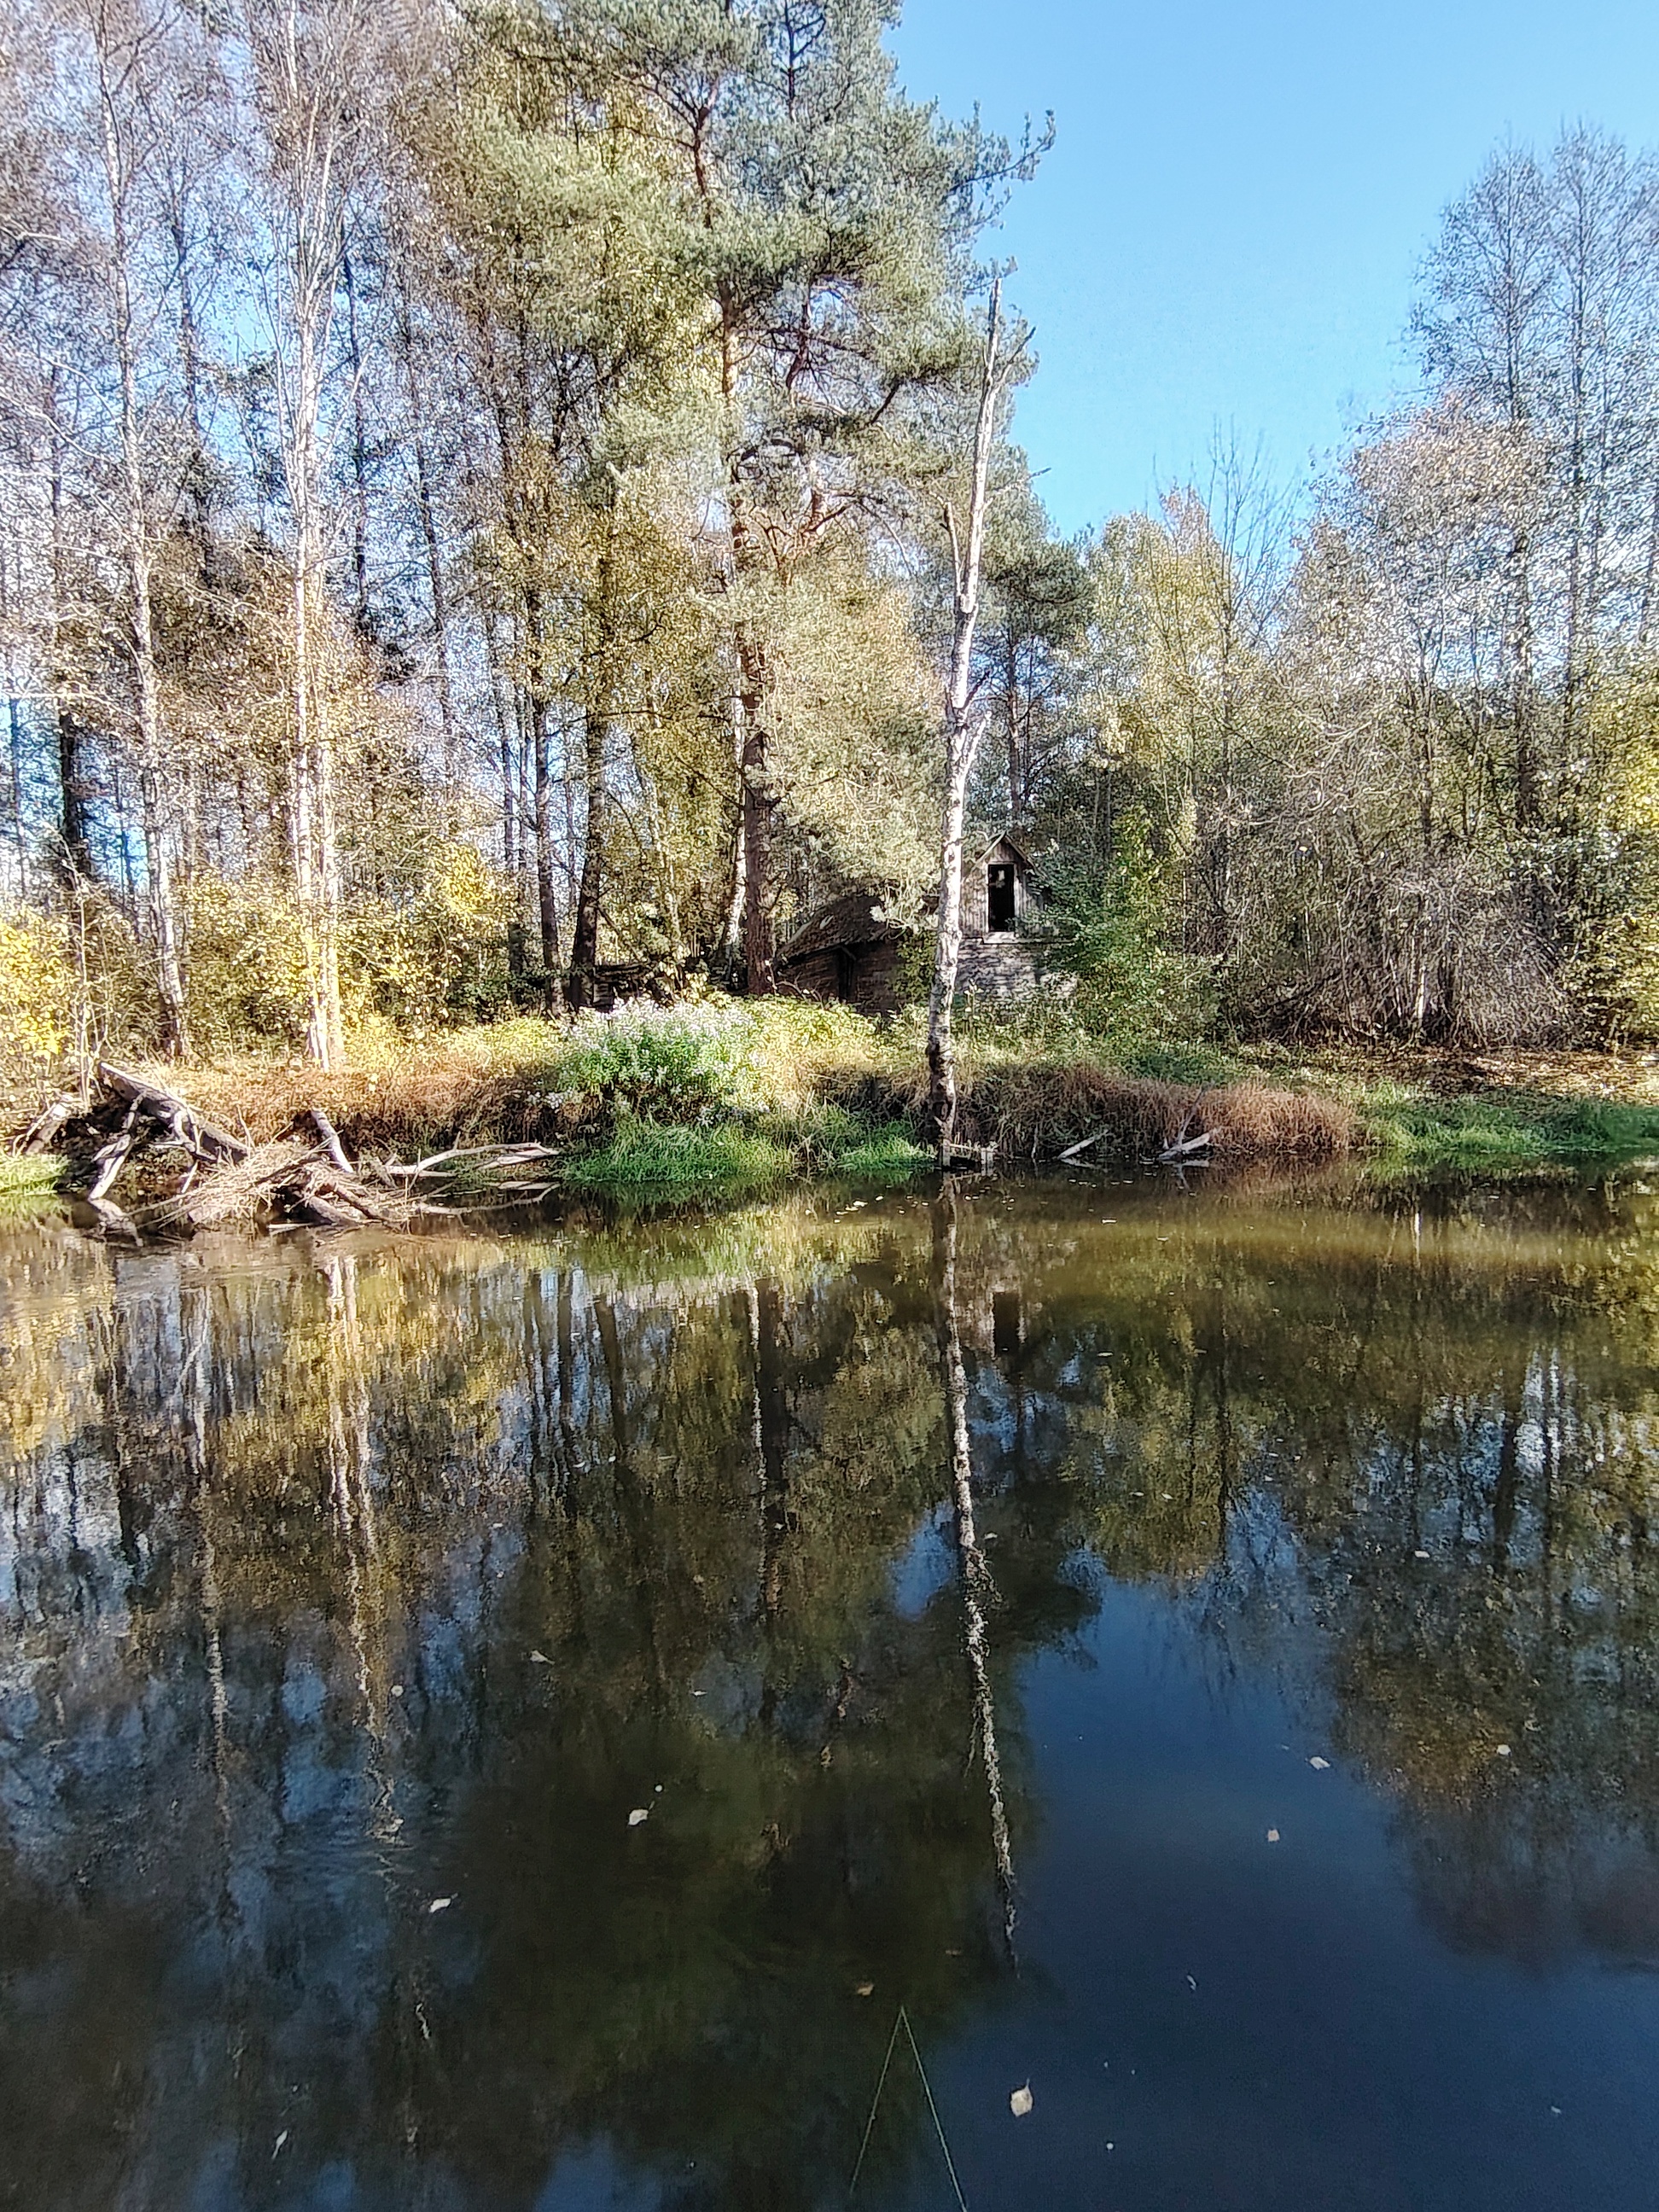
[17,1063,561,1235]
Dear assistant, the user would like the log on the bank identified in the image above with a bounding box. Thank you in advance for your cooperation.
[20,1097,81,1155]
[96,1062,247,1162]
[88,1103,142,1202]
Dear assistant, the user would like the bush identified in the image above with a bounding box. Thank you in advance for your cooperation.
[1038,817,1214,1051]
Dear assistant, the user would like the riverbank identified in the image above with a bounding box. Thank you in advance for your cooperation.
[10,1004,1659,1209]
[19,1003,1355,1209]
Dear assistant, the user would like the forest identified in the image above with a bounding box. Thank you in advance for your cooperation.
[5,0,1659,1115]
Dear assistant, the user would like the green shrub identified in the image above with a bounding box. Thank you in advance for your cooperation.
[1039,816,1214,1051]
[829,1121,930,1179]
[1362,1090,1659,1173]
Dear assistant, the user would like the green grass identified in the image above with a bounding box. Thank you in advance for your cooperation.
[826,1122,931,1180]
[563,1119,793,1196]
[1360,1088,1659,1175]
[563,1109,932,1198]
[0,1151,63,1208]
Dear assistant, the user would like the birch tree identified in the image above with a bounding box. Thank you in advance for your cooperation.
[243,0,399,1067]
[926,280,1024,1147]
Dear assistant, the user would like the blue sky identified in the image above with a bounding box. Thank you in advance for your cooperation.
[888,0,1659,534]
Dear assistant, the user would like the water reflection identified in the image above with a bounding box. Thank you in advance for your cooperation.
[3,1175,1659,2208]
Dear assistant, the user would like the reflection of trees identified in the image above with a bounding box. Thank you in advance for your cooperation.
[933,1189,1017,1957]
[994,1178,1659,1971]
[0,1210,1057,2209]
[9,1179,1659,2203]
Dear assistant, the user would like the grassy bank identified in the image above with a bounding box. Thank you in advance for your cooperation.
[1356,1086,1659,1176]
[18,1000,1657,1208]
[9,999,1354,1202]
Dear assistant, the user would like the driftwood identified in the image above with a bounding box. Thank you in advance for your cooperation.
[26,1062,574,1234]
[1157,1129,1216,1164]
[20,1096,80,1155]
[97,1062,248,1163]
[308,1105,353,1177]
[30,1065,411,1231]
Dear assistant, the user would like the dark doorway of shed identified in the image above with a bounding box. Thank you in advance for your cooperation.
[987,864,1016,933]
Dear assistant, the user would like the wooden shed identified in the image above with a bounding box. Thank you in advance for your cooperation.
[777,835,1039,1015]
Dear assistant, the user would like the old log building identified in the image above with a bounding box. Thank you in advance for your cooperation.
[777,835,1039,1015]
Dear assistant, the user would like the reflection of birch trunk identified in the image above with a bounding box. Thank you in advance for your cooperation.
[182,1290,231,1852]
[325,1254,399,1840]
[932,1190,1016,1953]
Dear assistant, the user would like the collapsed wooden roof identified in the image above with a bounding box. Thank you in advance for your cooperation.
[779,840,1037,966]
[777,889,911,964]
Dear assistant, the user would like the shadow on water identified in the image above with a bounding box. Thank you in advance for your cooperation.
[5,1169,1659,2207]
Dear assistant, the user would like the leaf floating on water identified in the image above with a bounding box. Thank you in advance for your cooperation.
[855,1981,875,1998]
[627,1807,649,1827]
[428,1896,452,1914]
[1309,1756,1330,1770]
[1010,2083,1034,2118]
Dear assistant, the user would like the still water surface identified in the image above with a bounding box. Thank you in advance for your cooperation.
[5,1174,1659,2210]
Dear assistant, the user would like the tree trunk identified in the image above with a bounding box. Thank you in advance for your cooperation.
[740,632,775,997]
[927,284,1006,1147]
[568,699,607,1008]
[96,30,189,1057]
[521,589,562,994]
[731,484,776,997]
[719,686,746,971]
[569,500,616,1010]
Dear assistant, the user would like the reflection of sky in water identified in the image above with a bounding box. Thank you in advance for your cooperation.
[4,1179,1659,2209]
[890,1500,955,1619]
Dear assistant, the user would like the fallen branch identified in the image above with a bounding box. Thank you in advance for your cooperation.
[89,1103,142,1203]
[96,1062,247,1163]
[383,1141,562,1181]
[20,1097,79,1155]
[1057,1130,1104,1161]
[1157,1129,1216,1164]
[308,1106,353,1177]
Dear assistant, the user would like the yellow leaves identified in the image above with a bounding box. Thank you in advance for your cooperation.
[0,915,73,1061]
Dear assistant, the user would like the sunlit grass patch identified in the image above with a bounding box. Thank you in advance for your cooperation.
[0,1151,63,1208]
[827,1122,931,1180]
[1361,1089,1659,1173]
[563,1119,791,1196]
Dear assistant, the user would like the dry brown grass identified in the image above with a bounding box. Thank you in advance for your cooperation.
[946,1062,1356,1161]
[152,1043,568,1161]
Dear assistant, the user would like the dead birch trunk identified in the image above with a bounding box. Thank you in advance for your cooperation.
[927,282,1012,1148]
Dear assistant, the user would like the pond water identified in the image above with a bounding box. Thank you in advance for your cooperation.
[5,1173,1659,2210]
